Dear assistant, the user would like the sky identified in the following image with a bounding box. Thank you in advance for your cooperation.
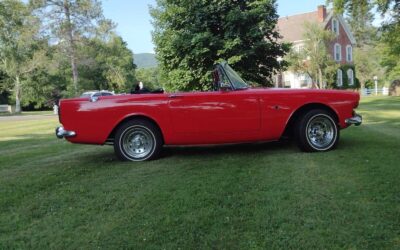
[102,0,326,54]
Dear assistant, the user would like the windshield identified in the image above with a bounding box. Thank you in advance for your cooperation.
[223,63,248,89]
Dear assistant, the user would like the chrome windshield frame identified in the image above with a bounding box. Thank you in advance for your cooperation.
[216,61,249,91]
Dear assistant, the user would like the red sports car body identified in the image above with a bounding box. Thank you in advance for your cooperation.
[56,62,362,161]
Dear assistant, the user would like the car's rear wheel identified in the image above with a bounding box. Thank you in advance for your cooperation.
[295,109,339,152]
[114,119,162,161]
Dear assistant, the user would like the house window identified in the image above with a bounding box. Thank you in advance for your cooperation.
[347,69,354,86]
[334,43,342,61]
[293,44,304,53]
[332,18,339,35]
[346,45,353,62]
[299,74,310,88]
[337,69,343,87]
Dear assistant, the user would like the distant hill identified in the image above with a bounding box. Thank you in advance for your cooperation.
[134,53,158,68]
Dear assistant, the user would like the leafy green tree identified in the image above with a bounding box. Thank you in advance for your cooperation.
[354,45,384,89]
[345,4,376,46]
[380,27,400,81]
[136,67,162,89]
[0,70,9,104]
[79,35,136,93]
[343,3,382,88]
[99,36,136,92]
[151,0,289,91]
[379,2,400,81]
[286,22,337,89]
[20,44,67,108]
[0,0,47,112]
[328,0,398,19]
[30,0,107,95]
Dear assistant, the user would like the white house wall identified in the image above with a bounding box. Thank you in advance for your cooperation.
[283,71,312,89]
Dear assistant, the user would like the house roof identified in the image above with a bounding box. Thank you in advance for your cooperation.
[277,10,330,43]
[277,8,356,45]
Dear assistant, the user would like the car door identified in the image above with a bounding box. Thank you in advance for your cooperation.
[168,89,261,144]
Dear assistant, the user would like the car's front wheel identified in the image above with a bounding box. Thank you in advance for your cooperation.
[295,109,339,152]
[114,119,163,161]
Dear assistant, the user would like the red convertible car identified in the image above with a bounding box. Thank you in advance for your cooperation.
[56,62,362,161]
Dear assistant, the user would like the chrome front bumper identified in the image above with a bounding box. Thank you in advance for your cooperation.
[56,126,76,139]
[345,114,362,126]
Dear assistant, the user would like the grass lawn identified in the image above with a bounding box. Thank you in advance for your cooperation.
[0,110,53,117]
[0,97,399,249]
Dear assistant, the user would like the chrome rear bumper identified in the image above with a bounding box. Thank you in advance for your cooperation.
[345,114,362,126]
[56,126,76,139]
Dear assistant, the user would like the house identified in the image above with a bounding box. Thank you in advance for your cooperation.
[276,5,356,88]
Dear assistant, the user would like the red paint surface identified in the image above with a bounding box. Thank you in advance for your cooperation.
[59,88,360,145]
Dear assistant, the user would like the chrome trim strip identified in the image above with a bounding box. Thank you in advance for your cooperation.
[56,126,76,139]
[345,114,362,126]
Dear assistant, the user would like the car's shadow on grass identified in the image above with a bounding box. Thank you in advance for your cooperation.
[0,132,367,165]
[78,137,366,164]
[63,140,297,167]
[160,140,296,159]
[159,133,371,161]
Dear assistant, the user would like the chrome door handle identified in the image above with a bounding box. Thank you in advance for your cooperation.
[169,94,184,99]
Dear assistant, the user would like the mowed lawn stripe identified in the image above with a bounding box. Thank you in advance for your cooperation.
[0,125,58,142]
[0,118,57,132]
[0,137,61,156]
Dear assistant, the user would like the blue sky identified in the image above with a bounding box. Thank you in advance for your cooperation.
[102,0,326,54]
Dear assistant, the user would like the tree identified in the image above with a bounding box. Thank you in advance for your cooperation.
[345,3,376,46]
[30,0,106,95]
[79,35,137,92]
[0,0,46,113]
[340,1,382,89]
[380,26,400,81]
[136,67,162,90]
[353,45,384,89]
[151,0,289,91]
[19,43,67,108]
[286,22,337,89]
[0,70,9,104]
[328,0,399,19]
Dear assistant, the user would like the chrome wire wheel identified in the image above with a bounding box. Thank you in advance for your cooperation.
[121,126,155,160]
[306,114,336,150]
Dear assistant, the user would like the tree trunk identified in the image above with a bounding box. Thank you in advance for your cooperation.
[15,75,21,113]
[70,53,78,95]
[318,68,323,89]
[63,0,79,95]
[360,79,365,91]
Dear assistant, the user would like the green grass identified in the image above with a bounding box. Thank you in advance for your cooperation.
[1,97,399,249]
[0,110,53,116]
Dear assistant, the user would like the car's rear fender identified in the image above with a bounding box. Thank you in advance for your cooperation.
[61,95,171,145]
[106,114,166,145]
